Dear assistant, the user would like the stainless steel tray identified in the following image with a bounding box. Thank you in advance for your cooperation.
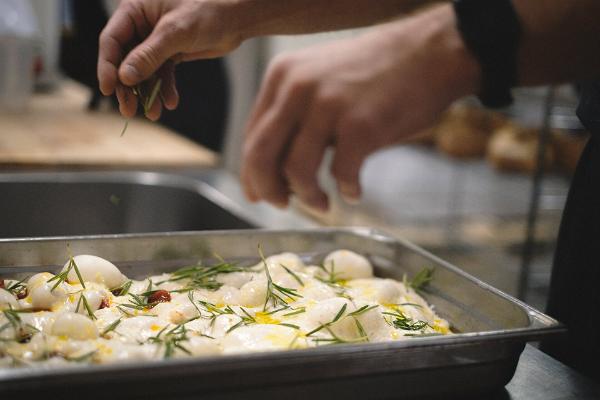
[0,228,564,399]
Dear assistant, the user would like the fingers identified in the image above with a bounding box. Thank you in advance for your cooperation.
[331,115,379,203]
[282,104,335,212]
[98,2,150,96]
[157,61,179,111]
[245,58,290,135]
[118,16,185,87]
[115,83,137,118]
[242,81,310,208]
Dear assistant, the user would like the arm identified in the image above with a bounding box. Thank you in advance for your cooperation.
[241,0,600,210]
[97,0,436,119]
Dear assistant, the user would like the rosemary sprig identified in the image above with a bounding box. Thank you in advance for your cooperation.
[282,307,306,317]
[120,120,128,137]
[280,264,304,286]
[0,308,35,343]
[111,280,132,296]
[159,262,242,292]
[398,303,423,308]
[120,77,163,136]
[312,326,367,345]
[120,293,150,310]
[47,255,86,291]
[347,304,378,317]
[101,318,122,336]
[65,350,97,363]
[259,246,303,311]
[278,323,300,330]
[75,293,97,320]
[406,268,434,292]
[404,332,442,338]
[226,307,256,333]
[148,318,197,359]
[306,303,347,337]
[144,78,162,115]
[5,277,28,297]
[383,310,429,331]
[264,305,290,315]
[316,259,344,285]
[352,317,368,340]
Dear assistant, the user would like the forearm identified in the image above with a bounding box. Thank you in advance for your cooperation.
[513,0,600,86]
[232,0,440,38]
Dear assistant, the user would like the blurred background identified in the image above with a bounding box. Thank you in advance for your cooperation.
[0,0,590,311]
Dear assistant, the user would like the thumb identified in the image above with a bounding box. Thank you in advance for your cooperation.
[118,19,183,86]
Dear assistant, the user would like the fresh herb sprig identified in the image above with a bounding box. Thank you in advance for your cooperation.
[280,264,304,286]
[47,255,86,291]
[226,307,256,333]
[4,277,28,298]
[148,318,198,359]
[120,78,163,136]
[0,308,38,343]
[65,350,97,363]
[111,280,132,296]
[312,326,367,345]
[259,246,303,311]
[101,318,122,337]
[406,268,434,292]
[75,293,97,320]
[306,303,347,337]
[282,307,306,317]
[383,310,429,331]
[160,262,243,292]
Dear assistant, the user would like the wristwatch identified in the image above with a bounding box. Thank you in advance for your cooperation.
[452,0,522,108]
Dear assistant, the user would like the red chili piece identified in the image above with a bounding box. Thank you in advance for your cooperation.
[147,290,171,305]
[99,298,110,309]
[0,279,4,289]
[16,289,28,299]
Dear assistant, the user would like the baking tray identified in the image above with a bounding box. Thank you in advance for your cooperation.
[0,228,563,399]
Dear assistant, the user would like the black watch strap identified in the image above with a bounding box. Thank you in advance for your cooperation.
[452,0,522,108]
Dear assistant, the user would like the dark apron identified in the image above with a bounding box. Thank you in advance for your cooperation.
[541,82,600,381]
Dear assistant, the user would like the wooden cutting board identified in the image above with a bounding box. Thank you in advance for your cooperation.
[0,81,218,168]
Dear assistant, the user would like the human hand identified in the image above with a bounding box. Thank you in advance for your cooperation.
[98,0,243,120]
[241,4,481,211]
